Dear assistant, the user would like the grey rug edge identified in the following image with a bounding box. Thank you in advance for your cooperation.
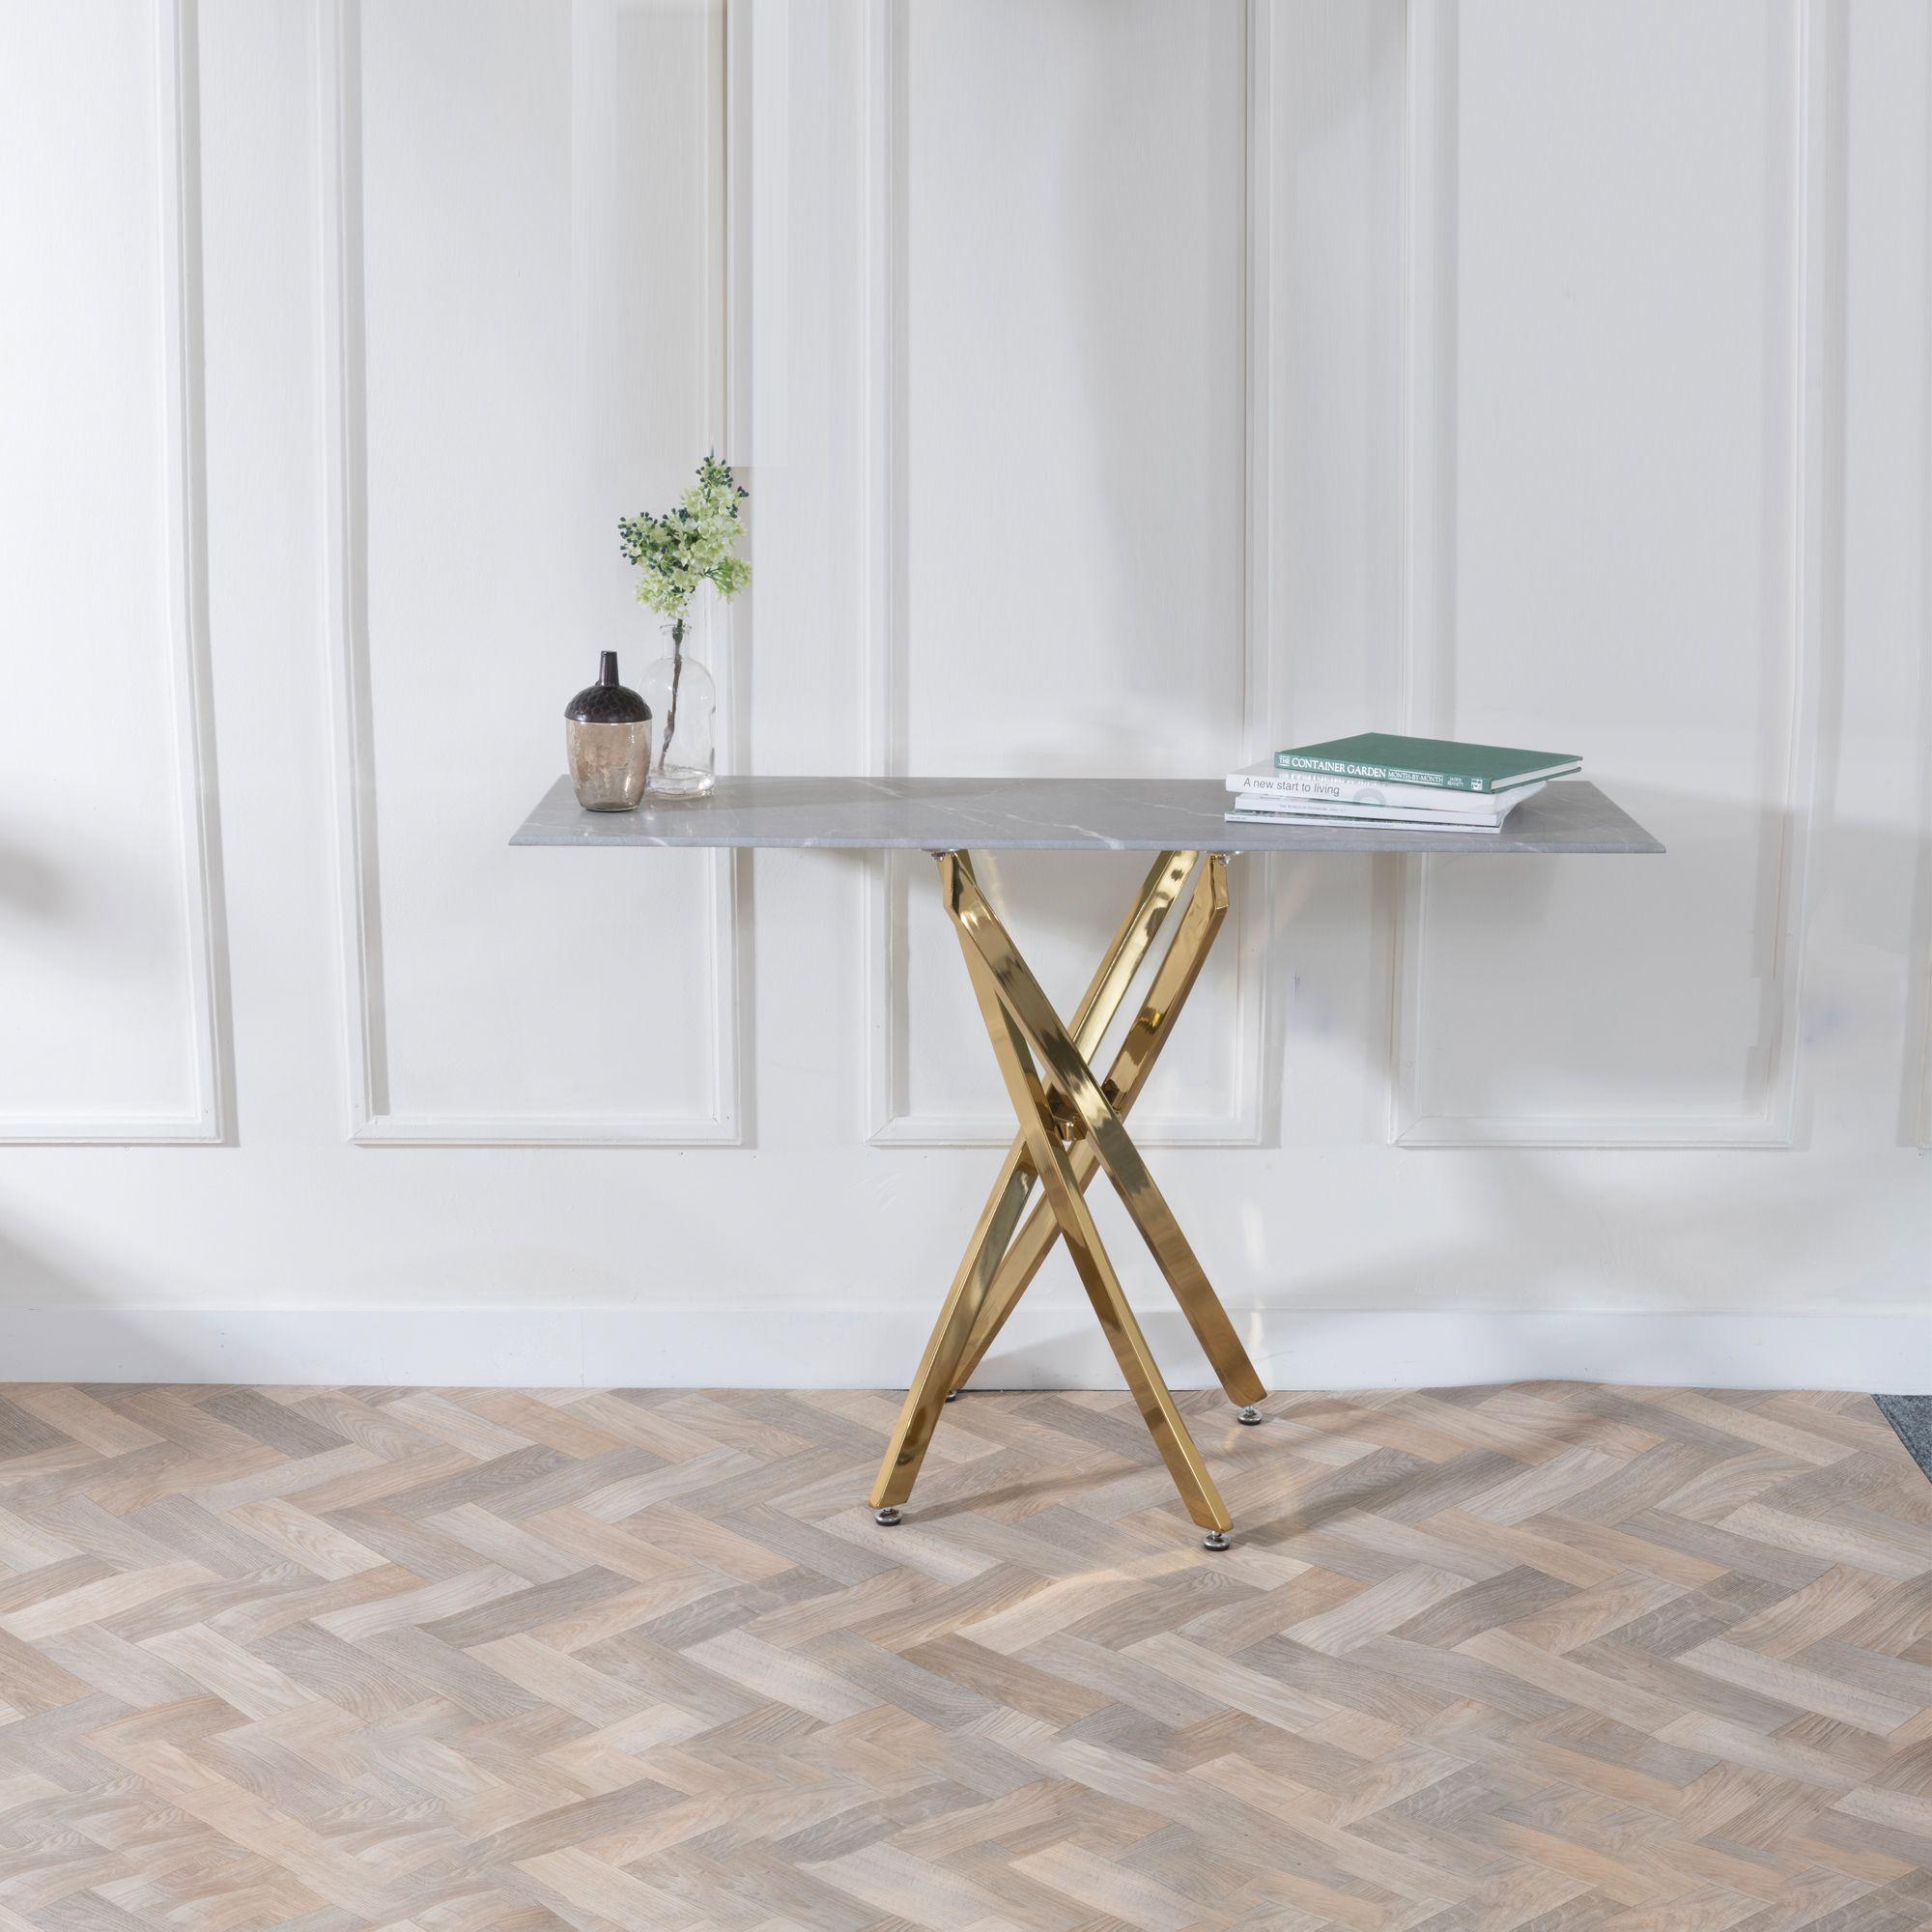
[1872,1393,1932,1484]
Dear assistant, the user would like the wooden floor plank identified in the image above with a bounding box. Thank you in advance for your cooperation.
[0,1380,1923,1930]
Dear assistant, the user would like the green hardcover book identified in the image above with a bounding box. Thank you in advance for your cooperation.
[1272,731,1580,795]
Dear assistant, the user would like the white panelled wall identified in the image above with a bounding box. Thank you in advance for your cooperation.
[1,0,1926,1390]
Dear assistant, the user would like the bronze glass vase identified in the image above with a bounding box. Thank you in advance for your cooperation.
[565,651,652,810]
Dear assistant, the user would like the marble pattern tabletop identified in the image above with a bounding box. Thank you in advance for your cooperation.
[512,775,1663,856]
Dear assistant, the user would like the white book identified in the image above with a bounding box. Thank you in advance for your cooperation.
[1229,777,1530,823]
[1225,760,1548,819]
[1226,805,1503,834]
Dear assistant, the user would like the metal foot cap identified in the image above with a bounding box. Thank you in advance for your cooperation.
[1202,1529,1232,1551]
[1236,1406,1263,1426]
[944,1390,959,1402]
[874,1507,902,1526]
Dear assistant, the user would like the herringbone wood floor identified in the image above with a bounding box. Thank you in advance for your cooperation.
[0,1382,1927,1932]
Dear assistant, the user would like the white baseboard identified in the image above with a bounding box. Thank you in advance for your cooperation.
[1,1306,1924,1393]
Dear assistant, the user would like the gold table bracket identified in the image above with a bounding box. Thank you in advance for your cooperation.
[867,848,1266,1547]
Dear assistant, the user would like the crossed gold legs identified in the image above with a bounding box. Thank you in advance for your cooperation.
[868,849,1265,1544]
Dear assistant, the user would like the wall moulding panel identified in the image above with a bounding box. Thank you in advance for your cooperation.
[1915,694,1932,1152]
[1917,45,1932,1157]
[1917,975,1932,1151]
[861,0,1277,1149]
[0,0,231,1147]
[316,0,744,1148]
[1387,0,1833,1150]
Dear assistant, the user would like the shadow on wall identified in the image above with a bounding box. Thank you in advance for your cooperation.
[0,824,238,1143]
[0,1225,198,1386]
[1328,781,1928,1146]
[1246,1028,1922,1355]
[0,841,65,922]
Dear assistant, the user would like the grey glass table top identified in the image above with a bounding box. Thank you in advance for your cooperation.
[512,775,1662,855]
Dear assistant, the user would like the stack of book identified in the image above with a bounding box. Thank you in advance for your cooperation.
[1226,732,1580,834]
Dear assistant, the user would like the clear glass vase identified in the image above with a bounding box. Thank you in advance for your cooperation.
[639,628,715,798]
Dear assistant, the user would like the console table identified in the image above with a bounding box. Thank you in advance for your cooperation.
[514,776,1662,1548]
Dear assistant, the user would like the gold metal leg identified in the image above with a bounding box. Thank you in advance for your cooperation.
[946,859,1265,1411]
[867,847,1264,1539]
[1060,850,1201,1061]
[867,850,1197,1514]
[950,854,1233,1391]
[947,881,1232,1534]
[867,1135,1037,1513]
